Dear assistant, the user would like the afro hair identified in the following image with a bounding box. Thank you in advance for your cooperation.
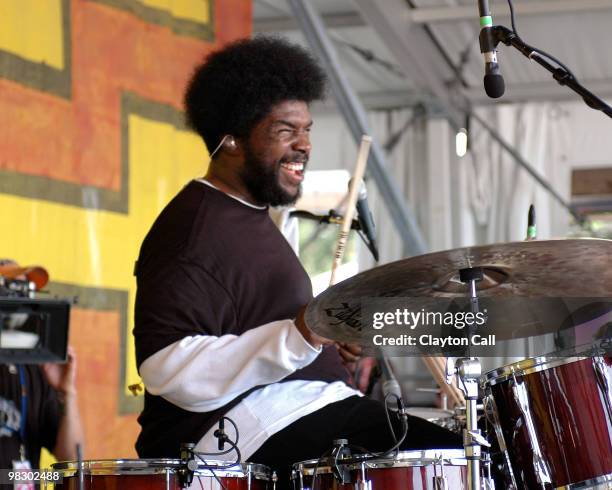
[184,35,327,155]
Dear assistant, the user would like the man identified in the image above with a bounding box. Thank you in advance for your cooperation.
[133,36,459,487]
[0,351,82,471]
[0,261,84,479]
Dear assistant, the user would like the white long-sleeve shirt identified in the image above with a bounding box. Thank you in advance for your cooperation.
[140,320,360,460]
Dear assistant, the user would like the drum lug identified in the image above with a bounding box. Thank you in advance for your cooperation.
[481,452,496,490]
[331,439,353,484]
[511,377,553,486]
[433,456,448,490]
[592,356,612,420]
[356,462,371,490]
[483,393,519,489]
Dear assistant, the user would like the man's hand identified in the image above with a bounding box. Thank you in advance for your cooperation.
[42,346,85,461]
[294,306,334,349]
[335,342,362,364]
[42,346,77,396]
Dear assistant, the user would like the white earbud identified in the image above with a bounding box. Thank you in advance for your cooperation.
[209,135,237,159]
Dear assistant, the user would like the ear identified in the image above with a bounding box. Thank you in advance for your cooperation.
[224,136,237,150]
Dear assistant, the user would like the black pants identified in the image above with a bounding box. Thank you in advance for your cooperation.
[250,396,462,489]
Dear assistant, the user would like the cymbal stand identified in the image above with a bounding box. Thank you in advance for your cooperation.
[446,267,491,490]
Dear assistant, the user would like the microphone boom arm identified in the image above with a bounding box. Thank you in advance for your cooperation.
[289,209,362,230]
[289,209,380,261]
[491,25,612,119]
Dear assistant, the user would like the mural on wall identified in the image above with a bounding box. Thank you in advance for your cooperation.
[0,0,251,457]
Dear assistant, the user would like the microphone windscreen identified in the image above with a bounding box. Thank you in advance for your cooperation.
[484,74,505,98]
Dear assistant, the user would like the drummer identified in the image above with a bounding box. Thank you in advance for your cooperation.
[133,35,461,488]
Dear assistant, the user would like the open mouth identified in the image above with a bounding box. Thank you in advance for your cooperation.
[280,161,305,183]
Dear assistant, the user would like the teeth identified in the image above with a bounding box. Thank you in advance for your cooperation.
[281,162,304,171]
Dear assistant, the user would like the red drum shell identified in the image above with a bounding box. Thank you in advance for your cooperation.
[484,355,612,489]
[50,459,271,490]
[292,450,468,490]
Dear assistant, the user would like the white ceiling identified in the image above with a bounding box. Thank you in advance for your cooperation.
[253,0,612,112]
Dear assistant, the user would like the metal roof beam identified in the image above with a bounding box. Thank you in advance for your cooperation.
[254,11,364,32]
[410,0,612,24]
[287,0,428,256]
[353,0,463,127]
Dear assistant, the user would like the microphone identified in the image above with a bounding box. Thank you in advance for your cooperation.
[214,418,227,451]
[478,0,505,98]
[378,356,403,411]
[350,179,379,262]
[526,204,536,240]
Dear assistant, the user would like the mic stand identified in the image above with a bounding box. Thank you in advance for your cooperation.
[289,209,361,229]
[289,209,379,261]
[491,25,612,119]
[178,443,197,489]
[446,267,491,490]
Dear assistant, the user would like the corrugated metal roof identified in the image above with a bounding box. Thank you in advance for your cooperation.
[254,0,612,110]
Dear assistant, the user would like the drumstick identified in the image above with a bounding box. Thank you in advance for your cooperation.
[329,135,372,286]
[423,356,464,407]
[432,356,464,406]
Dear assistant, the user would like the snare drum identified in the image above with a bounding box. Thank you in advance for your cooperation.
[483,354,612,489]
[292,449,467,490]
[50,459,273,489]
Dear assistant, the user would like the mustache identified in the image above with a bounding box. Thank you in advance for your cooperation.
[280,154,308,164]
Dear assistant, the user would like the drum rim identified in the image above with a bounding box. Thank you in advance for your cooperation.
[404,407,455,419]
[556,472,612,489]
[292,449,467,474]
[51,459,270,480]
[481,355,590,386]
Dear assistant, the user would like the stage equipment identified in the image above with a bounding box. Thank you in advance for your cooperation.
[51,460,272,489]
[304,238,612,343]
[291,449,492,489]
[0,297,70,364]
[482,354,612,488]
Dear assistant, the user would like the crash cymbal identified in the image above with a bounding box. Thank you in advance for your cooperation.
[305,239,612,345]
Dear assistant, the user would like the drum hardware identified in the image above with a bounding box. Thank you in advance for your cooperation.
[51,459,273,489]
[76,443,85,490]
[305,239,612,343]
[416,387,451,411]
[303,238,612,489]
[433,454,448,490]
[291,450,470,489]
[330,439,352,484]
[480,452,495,490]
[482,394,518,489]
[271,470,277,490]
[509,374,553,486]
[593,355,612,420]
[483,355,612,488]
[446,266,490,490]
[357,462,371,490]
[178,443,197,489]
[447,356,490,490]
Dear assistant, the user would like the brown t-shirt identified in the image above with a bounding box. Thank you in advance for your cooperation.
[133,181,349,458]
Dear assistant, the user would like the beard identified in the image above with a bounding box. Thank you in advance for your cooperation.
[240,143,303,207]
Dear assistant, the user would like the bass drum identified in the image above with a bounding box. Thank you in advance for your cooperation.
[50,459,273,490]
[482,354,612,489]
[292,449,468,490]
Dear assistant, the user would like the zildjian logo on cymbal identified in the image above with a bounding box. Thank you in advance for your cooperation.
[324,303,361,331]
